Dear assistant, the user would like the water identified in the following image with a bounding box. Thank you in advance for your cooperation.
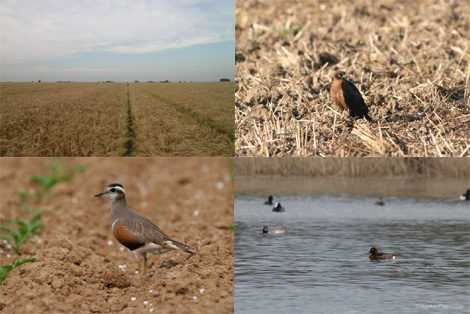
[235,195,470,313]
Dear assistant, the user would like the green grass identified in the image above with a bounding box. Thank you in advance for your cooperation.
[0,258,36,291]
[0,217,44,255]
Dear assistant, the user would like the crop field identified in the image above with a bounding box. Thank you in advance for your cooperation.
[235,0,470,157]
[0,157,234,313]
[0,82,234,157]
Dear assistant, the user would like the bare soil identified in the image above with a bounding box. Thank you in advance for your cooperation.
[235,0,470,156]
[0,158,234,314]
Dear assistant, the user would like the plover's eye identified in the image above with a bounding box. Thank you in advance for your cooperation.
[110,188,116,192]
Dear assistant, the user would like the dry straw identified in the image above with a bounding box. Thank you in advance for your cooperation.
[235,0,470,157]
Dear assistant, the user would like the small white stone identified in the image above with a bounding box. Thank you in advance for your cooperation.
[131,297,136,301]
[193,296,197,300]
[7,254,11,258]
[193,210,199,216]
[199,288,205,294]
[149,290,153,293]
[143,301,148,305]
[149,309,154,313]
[216,182,224,190]
[107,240,113,245]
[120,247,125,251]
[141,201,148,209]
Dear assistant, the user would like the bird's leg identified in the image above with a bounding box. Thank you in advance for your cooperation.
[143,260,148,277]
[137,259,143,274]
[141,253,148,277]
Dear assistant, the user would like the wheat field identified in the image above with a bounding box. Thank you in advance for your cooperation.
[0,82,234,156]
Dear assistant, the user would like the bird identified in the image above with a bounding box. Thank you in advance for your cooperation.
[369,247,395,260]
[272,203,285,212]
[95,183,196,276]
[262,226,287,234]
[375,197,386,206]
[330,71,373,121]
[460,189,470,201]
[264,195,274,205]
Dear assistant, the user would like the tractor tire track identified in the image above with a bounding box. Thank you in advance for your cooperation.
[123,87,137,156]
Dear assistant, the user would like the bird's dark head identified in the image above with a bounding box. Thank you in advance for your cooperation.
[333,71,347,80]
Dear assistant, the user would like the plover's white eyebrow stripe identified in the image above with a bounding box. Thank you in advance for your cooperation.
[108,186,126,194]
[112,218,120,231]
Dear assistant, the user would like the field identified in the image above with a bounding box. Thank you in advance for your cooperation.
[0,82,234,157]
[235,0,470,157]
[0,157,234,314]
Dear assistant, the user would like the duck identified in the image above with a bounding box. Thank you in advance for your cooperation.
[262,226,287,234]
[272,202,285,212]
[264,195,274,205]
[369,247,395,260]
[375,197,386,206]
[460,189,470,201]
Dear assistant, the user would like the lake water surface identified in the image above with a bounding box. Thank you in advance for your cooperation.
[235,192,469,313]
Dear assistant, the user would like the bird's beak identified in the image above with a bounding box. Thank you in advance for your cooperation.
[94,192,105,197]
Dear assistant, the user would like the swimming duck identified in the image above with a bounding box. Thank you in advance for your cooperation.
[262,226,287,234]
[272,203,285,212]
[460,189,470,201]
[369,247,395,260]
[375,197,386,206]
[264,195,274,205]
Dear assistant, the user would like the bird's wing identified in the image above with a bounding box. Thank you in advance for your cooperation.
[129,215,196,254]
[341,80,368,113]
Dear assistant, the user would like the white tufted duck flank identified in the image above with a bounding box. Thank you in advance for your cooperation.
[262,226,287,234]
[272,202,285,212]
[461,189,470,201]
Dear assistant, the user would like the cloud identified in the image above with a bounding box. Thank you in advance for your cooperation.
[0,0,234,64]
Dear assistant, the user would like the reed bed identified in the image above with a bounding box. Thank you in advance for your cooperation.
[235,157,470,178]
[235,0,470,157]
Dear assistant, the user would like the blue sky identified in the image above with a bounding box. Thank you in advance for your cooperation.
[0,0,234,82]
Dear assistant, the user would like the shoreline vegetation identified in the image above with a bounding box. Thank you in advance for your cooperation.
[235,158,470,178]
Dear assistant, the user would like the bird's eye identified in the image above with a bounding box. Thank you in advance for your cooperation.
[110,188,116,192]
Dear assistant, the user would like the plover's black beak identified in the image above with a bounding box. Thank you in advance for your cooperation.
[95,192,105,197]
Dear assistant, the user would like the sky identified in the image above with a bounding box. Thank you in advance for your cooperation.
[0,0,234,82]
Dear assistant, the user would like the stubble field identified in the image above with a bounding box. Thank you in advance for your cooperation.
[235,0,470,157]
[0,82,234,157]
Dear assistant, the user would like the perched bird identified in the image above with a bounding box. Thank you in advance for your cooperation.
[330,71,373,121]
[460,189,470,201]
[272,203,285,212]
[369,247,395,260]
[95,183,196,275]
[264,195,274,205]
[375,197,386,206]
[262,226,287,234]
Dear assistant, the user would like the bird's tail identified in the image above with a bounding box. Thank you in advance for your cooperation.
[163,240,196,255]
[364,114,374,122]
